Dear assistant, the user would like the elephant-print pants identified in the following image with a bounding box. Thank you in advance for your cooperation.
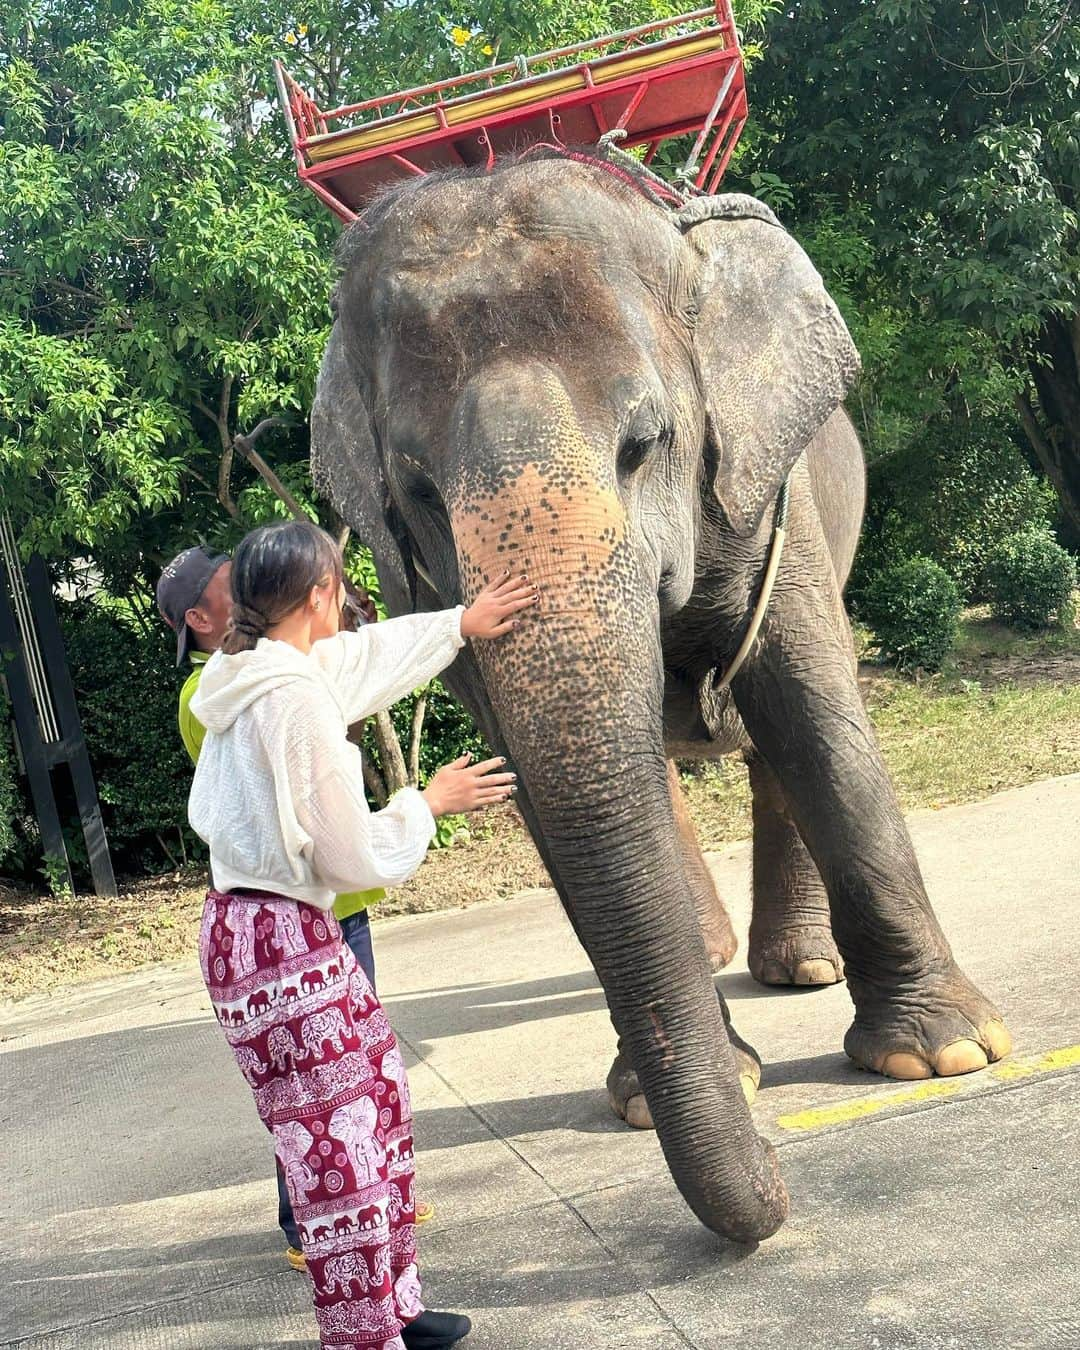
[200,889,423,1350]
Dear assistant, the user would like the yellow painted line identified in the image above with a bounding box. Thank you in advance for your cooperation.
[990,1042,1080,1081]
[776,1042,1080,1133]
[777,1079,960,1132]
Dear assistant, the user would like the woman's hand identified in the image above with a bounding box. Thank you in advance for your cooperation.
[421,753,517,816]
[460,572,538,640]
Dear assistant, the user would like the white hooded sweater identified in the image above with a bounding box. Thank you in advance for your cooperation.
[188,607,466,910]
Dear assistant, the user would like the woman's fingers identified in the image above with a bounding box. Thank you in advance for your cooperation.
[488,570,530,595]
[468,756,509,776]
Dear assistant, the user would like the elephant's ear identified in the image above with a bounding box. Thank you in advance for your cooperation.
[311,323,413,611]
[676,194,861,537]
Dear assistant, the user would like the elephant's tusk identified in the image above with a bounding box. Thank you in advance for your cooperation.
[714,474,791,691]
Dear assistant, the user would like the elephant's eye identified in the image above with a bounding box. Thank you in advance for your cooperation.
[618,420,673,481]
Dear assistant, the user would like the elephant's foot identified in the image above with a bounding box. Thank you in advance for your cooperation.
[606,1035,761,1131]
[705,907,739,973]
[748,920,844,987]
[845,965,1012,1080]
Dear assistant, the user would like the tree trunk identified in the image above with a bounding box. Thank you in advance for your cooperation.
[372,708,409,795]
[1021,314,1080,540]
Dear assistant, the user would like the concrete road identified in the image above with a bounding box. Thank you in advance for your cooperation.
[3,776,1079,1349]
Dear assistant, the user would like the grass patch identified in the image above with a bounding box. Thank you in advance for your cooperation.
[951,603,1080,666]
[866,678,1080,810]
[680,674,1080,847]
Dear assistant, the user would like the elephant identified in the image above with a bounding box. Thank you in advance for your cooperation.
[231,1043,267,1087]
[311,151,1012,1243]
[275,1120,318,1205]
[381,1043,412,1117]
[266,1023,303,1072]
[301,1006,350,1056]
[246,989,271,1018]
[329,1098,386,1187]
[268,901,308,960]
[323,1251,372,1298]
[356,1204,384,1231]
[300,967,326,996]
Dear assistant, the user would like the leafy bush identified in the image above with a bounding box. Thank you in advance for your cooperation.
[986,529,1077,629]
[860,556,962,672]
[58,598,203,878]
[853,417,1056,601]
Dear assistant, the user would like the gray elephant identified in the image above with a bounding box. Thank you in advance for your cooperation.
[311,153,1011,1243]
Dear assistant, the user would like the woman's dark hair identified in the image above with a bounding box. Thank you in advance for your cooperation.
[222,520,343,654]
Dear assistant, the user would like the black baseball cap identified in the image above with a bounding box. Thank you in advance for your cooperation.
[157,546,230,665]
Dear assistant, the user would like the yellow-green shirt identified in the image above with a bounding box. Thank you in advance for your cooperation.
[180,652,383,919]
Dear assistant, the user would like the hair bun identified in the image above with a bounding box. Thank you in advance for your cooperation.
[229,604,269,640]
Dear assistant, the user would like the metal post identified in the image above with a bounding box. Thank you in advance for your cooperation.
[26,556,117,898]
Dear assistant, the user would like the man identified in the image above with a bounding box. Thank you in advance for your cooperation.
[157,545,432,1273]
[156,546,233,761]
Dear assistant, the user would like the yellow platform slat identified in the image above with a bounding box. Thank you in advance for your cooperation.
[304,31,729,164]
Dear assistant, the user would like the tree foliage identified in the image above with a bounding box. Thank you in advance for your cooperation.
[739,0,1080,532]
[0,0,334,585]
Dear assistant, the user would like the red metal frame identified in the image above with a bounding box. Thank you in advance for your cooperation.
[275,2,747,222]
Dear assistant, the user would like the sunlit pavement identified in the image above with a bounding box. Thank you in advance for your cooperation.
[4,775,1078,1349]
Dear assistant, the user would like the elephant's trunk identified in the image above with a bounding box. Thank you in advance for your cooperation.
[446,372,788,1242]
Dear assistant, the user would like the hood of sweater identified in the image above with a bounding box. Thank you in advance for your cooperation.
[190,638,334,734]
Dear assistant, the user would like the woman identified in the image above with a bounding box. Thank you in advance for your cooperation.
[188,519,536,1350]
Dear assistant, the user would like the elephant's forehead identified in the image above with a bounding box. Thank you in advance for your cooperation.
[374,224,600,318]
[372,166,614,256]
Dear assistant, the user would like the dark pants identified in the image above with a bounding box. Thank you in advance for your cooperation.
[277,906,376,1249]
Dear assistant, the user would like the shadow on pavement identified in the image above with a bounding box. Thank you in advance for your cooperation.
[383,967,608,1041]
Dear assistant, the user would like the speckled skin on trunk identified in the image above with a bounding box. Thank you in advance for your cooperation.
[311,155,1011,1243]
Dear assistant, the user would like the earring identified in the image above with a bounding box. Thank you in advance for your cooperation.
[314,598,321,610]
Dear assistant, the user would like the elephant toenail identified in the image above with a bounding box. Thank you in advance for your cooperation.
[758,959,793,985]
[624,1094,655,1130]
[934,1040,989,1077]
[880,1052,933,1080]
[983,1019,1013,1060]
[793,959,841,986]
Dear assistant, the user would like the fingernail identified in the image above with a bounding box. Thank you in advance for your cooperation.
[499,757,507,764]
[509,785,518,795]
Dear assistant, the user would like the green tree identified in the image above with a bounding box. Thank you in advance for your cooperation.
[740,0,1080,533]
[0,0,336,590]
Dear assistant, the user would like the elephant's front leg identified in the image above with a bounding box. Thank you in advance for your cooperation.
[730,518,1011,1080]
[746,753,843,987]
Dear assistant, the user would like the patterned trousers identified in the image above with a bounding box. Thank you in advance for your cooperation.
[200,889,423,1350]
